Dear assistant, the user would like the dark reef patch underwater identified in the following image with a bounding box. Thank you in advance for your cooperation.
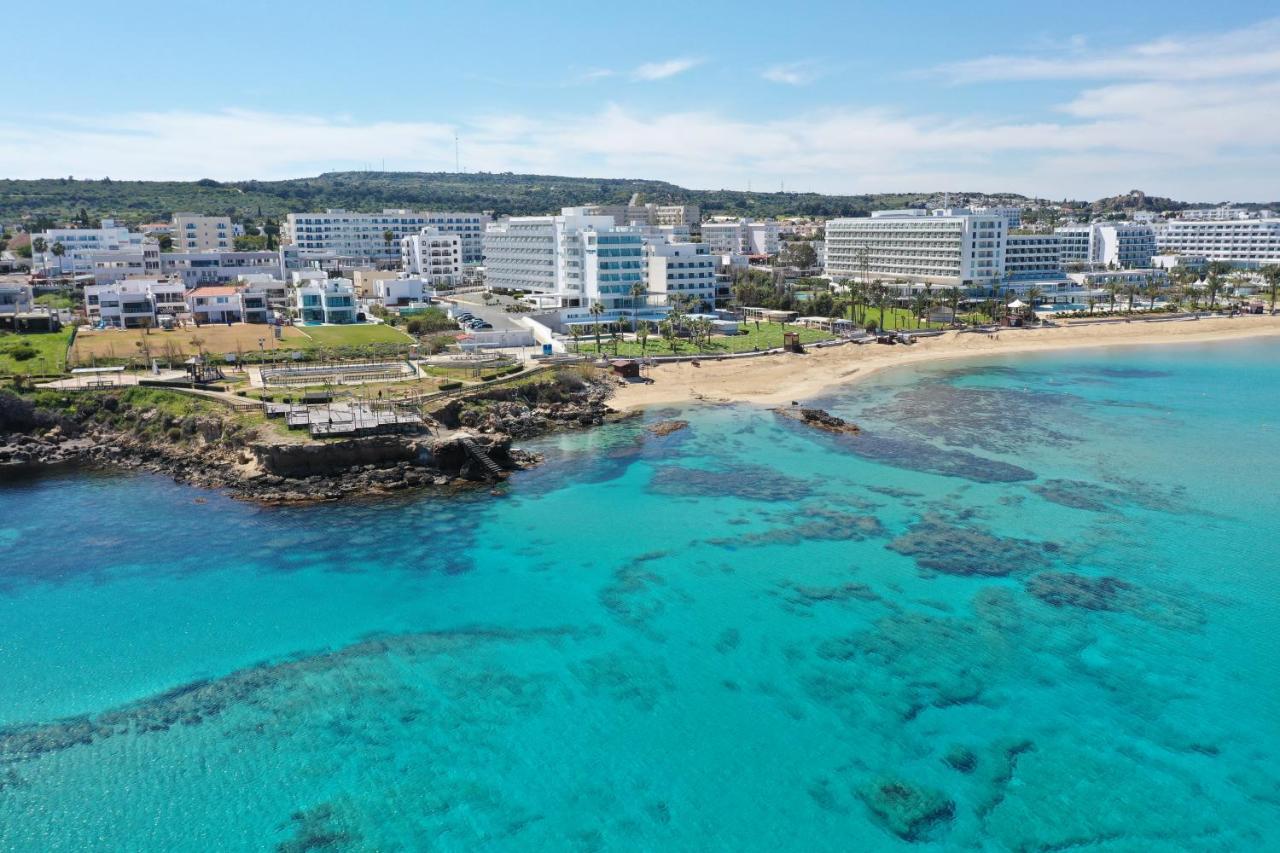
[2,338,1280,850]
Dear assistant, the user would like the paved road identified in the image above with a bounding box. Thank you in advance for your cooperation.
[441,293,524,332]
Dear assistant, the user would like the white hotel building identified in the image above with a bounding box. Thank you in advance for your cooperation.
[399,227,463,286]
[284,210,489,266]
[32,221,146,275]
[825,209,1007,288]
[1155,219,1280,268]
[701,219,780,256]
[1053,223,1155,269]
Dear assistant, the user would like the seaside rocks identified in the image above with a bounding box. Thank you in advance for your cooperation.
[847,432,1036,483]
[887,515,1052,577]
[648,463,811,501]
[857,776,955,841]
[942,745,978,774]
[772,406,861,435]
[645,419,689,437]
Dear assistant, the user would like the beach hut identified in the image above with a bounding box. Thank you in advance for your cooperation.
[610,359,641,379]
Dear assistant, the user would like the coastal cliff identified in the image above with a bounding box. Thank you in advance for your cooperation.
[0,371,613,504]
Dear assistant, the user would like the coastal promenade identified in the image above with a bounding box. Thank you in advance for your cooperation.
[614,314,1280,410]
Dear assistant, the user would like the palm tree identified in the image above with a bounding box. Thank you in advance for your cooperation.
[588,300,605,352]
[1265,265,1280,313]
[1086,296,1097,315]
[946,287,962,325]
[910,290,929,328]
[1123,283,1138,314]
[1144,275,1161,311]
[629,281,648,332]
[636,320,650,356]
[1105,281,1121,313]
[1026,286,1044,312]
[32,237,47,273]
[382,230,395,258]
[569,323,582,353]
[51,241,67,278]
[660,319,678,353]
[1206,273,1224,310]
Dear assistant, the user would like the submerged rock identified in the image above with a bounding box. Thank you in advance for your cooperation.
[887,515,1052,577]
[857,776,955,841]
[645,419,689,436]
[772,406,861,435]
[1026,571,1136,611]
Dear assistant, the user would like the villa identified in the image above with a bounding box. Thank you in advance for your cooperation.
[295,279,357,324]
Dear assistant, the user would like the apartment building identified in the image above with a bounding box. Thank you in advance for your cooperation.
[1179,207,1274,221]
[400,227,463,286]
[1053,223,1155,269]
[1155,219,1280,267]
[701,220,780,256]
[581,201,701,230]
[84,278,187,327]
[171,213,233,251]
[483,208,647,318]
[1054,225,1094,267]
[645,240,717,310]
[160,250,281,287]
[32,221,146,275]
[825,209,1007,287]
[294,279,357,324]
[91,243,162,284]
[284,209,489,266]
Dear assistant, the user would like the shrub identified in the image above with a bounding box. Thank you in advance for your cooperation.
[438,381,462,391]
[8,344,37,361]
[166,427,183,442]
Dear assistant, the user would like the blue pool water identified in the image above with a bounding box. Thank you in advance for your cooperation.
[2,338,1279,851]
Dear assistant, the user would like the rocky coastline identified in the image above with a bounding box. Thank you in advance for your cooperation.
[0,373,614,505]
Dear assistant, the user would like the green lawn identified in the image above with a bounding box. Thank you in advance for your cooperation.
[292,324,414,348]
[0,329,74,376]
[844,306,944,330]
[578,322,834,357]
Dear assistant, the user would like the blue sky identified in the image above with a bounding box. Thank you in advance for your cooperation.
[5,0,1280,200]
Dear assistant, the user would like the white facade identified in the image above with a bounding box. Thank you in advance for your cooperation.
[482,209,648,318]
[581,202,700,230]
[970,206,1023,228]
[825,209,1007,287]
[645,240,717,309]
[295,279,358,324]
[1155,219,1280,267]
[399,227,463,285]
[85,278,187,327]
[284,209,489,266]
[0,283,34,316]
[372,276,435,307]
[701,220,779,256]
[32,221,145,275]
[1004,234,1061,280]
[160,250,281,287]
[171,213,233,252]
[1095,223,1156,269]
[91,243,162,284]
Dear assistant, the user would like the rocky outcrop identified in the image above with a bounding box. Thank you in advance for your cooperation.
[773,406,861,435]
[646,419,688,436]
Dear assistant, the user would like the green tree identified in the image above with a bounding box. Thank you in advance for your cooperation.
[630,281,648,333]
[51,242,67,277]
[636,320,650,356]
[588,299,605,351]
[1264,265,1280,313]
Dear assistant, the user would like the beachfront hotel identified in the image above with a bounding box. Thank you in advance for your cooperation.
[1155,218,1280,268]
[284,210,490,266]
[824,209,1007,287]
[1053,223,1156,269]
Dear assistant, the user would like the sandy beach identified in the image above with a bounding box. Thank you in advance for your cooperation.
[613,314,1280,411]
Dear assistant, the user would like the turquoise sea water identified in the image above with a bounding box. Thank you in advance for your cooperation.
[2,338,1279,851]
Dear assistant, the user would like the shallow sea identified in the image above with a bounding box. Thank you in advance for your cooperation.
[1,338,1278,851]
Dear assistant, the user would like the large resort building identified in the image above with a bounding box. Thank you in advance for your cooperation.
[284,210,490,266]
[825,209,1008,288]
[1155,219,1280,268]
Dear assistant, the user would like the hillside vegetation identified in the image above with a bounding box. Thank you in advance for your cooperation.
[0,171,1036,224]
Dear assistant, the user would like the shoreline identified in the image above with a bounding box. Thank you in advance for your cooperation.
[613,315,1280,411]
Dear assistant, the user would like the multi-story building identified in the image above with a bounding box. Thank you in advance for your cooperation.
[32,221,146,276]
[284,209,489,266]
[294,279,357,324]
[645,240,717,310]
[700,220,780,256]
[186,286,247,324]
[970,206,1023,229]
[1154,219,1280,267]
[1004,234,1061,280]
[400,227,463,286]
[825,209,1007,287]
[483,208,648,319]
[372,276,435,307]
[582,201,701,231]
[1095,223,1156,268]
[0,283,34,317]
[171,213,233,252]
[90,242,162,284]
[84,278,187,327]
[1178,207,1275,221]
[1053,223,1155,269]
[160,250,281,287]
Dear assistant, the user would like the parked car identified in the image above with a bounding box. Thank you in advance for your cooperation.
[470,322,494,330]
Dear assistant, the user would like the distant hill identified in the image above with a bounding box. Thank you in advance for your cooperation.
[0,171,1036,225]
[0,172,1264,227]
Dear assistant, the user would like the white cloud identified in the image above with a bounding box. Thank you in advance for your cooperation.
[4,87,1277,201]
[935,18,1280,83]
[630,58,702,81]
[761,61,822,86]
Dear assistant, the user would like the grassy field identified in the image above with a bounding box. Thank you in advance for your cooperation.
[578,322,834,357]
[71,323,415,365]
[843,306,944,330]
[291,324,414,347]
[0,329,74,375]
